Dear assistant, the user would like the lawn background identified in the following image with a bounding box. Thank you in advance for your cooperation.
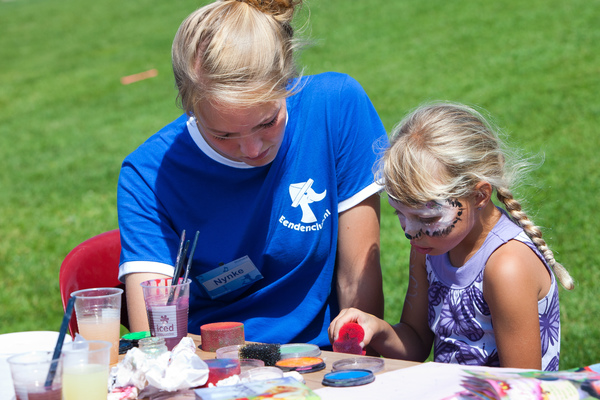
[1,0,598,370]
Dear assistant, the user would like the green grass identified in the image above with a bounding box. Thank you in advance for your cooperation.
[1,0,598,370]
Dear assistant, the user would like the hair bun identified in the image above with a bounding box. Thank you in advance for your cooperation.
[237,0,301,19]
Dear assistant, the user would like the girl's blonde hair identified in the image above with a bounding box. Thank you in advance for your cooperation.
[380,102,573,290]
[172,0,306,113]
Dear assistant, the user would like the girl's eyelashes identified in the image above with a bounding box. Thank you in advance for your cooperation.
[394,209,438,225]
[260,114,278,128]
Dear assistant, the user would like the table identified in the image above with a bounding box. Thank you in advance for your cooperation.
[186,334,420,391]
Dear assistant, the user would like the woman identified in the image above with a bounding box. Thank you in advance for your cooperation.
[117,0,387,347]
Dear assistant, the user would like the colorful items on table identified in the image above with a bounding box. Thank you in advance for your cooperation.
[332,322,366,355]
[200,322,245,352]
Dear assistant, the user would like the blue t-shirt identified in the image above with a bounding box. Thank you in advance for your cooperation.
[117,72,388,346]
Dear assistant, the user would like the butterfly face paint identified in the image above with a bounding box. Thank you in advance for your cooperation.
[388,197,464,240]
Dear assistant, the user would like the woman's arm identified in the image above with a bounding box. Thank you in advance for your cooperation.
[125,272,171,332]
[484,240,552,370]
[335,194,384,319]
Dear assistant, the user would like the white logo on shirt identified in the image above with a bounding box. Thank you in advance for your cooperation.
[288,179,327,223]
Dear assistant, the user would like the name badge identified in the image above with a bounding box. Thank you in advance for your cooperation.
[196,256,263,299]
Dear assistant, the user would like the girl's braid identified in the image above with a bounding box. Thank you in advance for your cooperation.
[496,186,574,290]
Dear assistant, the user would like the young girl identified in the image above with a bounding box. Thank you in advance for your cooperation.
[329,102,574,371]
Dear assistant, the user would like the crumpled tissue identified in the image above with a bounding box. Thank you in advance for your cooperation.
[109,337,209,395]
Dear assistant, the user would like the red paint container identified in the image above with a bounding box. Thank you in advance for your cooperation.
[200,322,245,352]
[203,358,241,386]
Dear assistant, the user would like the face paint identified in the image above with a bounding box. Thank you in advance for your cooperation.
[388,197,464,240]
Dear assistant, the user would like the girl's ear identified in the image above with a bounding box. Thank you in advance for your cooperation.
[474,181,493,209]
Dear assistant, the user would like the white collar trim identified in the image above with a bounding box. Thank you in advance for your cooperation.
[186,116,256,169]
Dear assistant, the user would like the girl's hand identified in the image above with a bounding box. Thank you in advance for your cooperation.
[328,307,383,350]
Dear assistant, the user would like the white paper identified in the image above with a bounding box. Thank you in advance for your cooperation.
[314,362,528,400]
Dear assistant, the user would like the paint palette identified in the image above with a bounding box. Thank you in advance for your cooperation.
[331,357,385,373]
[279,343,321,359]
[322,369,375,387]
[275,356,326,374]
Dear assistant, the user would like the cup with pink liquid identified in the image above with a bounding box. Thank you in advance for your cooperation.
[71,287,123,365]
[7,351,63,400]
[140,278,190,350]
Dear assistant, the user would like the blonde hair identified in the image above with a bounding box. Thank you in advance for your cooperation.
[381,102,574,290]
[172,0,306,113]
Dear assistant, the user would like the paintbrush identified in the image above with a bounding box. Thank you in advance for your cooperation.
[45,296,75,388]
[171,230,187,286]
[168,230,189,305]
[182,230,200,284]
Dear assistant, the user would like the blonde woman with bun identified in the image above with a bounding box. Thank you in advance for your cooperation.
[330,102,573,370]
[118,0,387,347]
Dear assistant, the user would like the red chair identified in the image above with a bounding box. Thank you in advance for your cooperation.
[59,229,129,336]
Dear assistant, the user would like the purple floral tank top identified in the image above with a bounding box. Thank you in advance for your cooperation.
[426,209,561,371]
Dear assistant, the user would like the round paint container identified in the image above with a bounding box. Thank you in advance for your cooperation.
[239,358,265,373]
[203,358,241,386]
[216,344,243,359]
[279,343,321,359]
[201,322,245,352]
[331,357,384,373]
[275,356,326,374]
[322,369,375,387]
[239,366,283,381]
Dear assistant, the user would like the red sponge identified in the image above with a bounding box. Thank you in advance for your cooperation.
[332,322,365,355]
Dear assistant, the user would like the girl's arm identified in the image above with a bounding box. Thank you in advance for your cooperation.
[384,248,434,361]
[329,248,433,361]
[484,240,552,370]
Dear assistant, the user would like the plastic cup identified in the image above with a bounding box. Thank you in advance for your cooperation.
[7,351,62,400]
[140,278,190,350]
[71,287,123,365]
[62,340,111,400]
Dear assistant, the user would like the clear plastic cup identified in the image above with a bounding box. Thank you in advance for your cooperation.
[62,339,111,400]
[8,351,62,400]
[71,287,123,365]
[140,278,190,350]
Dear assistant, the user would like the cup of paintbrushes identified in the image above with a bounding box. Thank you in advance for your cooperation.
[140,278,191,350]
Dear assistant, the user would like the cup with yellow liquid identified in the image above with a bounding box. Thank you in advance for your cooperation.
[61,340,111,400]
